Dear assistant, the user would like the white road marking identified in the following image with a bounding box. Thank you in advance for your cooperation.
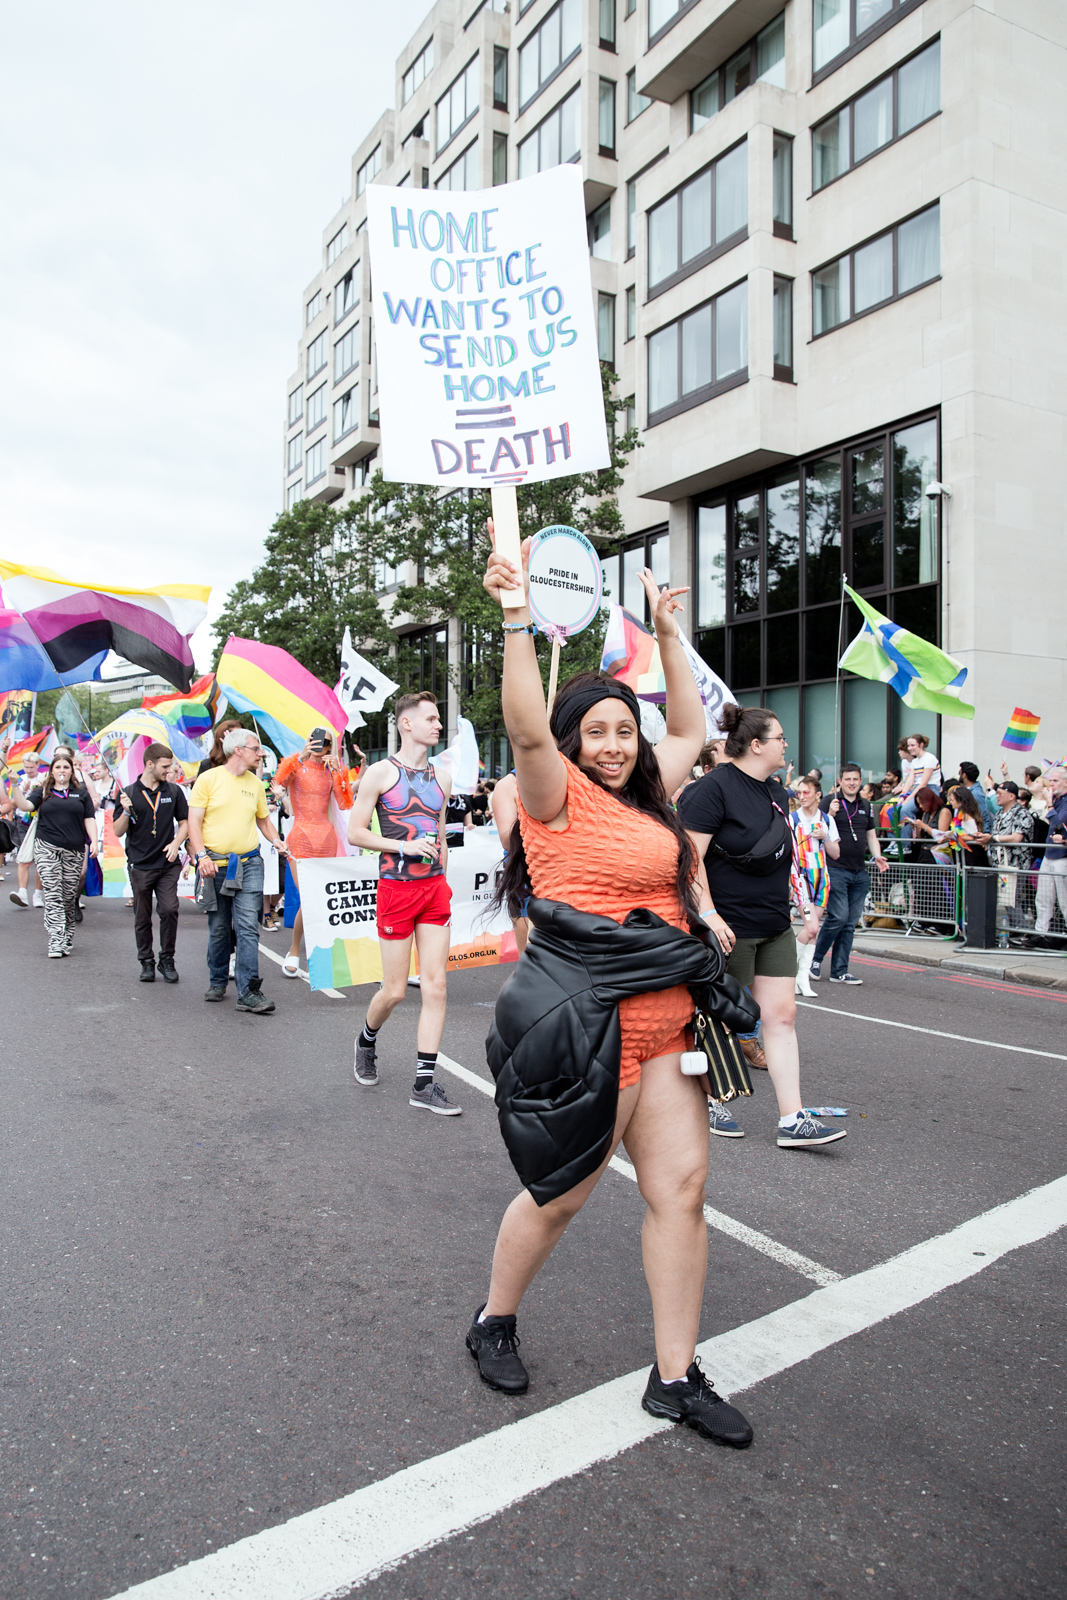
[796,1000,1067,1060]
[105,1173,1067,1600]
[258,942,344,999]
[437,1056,840,1285]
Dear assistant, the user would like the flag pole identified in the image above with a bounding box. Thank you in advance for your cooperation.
[834,573,848,788]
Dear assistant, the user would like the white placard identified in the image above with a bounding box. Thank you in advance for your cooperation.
[528,525,603,636]
[366,166,610,489]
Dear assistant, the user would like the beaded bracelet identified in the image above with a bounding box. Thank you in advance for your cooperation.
[503,622,536,635]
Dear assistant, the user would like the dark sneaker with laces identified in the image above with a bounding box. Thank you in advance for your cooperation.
[809,959,822,980]
[410,1081,461,1115]
[829,972,863,985]
[236,980,275,1014]
[205,986,227,1002]
[777,1111,847,1148]
[354,1041,379,1086]
[139,959,156,982]
[642,1359,753,1447]
[708,1100,744,1138]
[157,958,179,984]
[466,1304,529,1393]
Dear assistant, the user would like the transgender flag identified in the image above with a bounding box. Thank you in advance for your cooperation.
[0,560,209,692]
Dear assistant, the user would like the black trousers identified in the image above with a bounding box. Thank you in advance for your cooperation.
[130,860,182,962]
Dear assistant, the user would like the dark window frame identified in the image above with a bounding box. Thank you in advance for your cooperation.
[687,10,786,129]
[646,280,749,428]
[517,0,581,115]
[602,524,670,622]
[772,132,793,239]
[773,275,793,382]
[598,76,617,155]
[436,55,480,158]
[648,0,701,51]
[811,37,941,194]
[332,387,359,445]
[306,331,328,380]
[305,382,328,433]
[811,0,925,87]
[599,0,617,50]
[493,45,509,109]
[811,202,940,339]
[334,268,360,327]
[645,137,749,301]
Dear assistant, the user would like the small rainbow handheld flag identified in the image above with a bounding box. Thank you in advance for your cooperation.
[1001,708,1040,752]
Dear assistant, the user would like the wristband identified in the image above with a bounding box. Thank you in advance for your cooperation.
[503,622,536,635]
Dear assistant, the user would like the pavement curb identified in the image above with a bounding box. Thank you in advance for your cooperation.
[855,939,1067,991]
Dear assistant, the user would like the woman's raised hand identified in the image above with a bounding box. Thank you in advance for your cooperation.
[482,518,532,609]
[638,567,688,640]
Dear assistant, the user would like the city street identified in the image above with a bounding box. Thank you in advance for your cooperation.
[2,895,1065,1599]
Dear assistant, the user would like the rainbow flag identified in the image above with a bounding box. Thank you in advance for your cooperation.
[95,708,205,777]
[1001,708,1040,752]
[100,808,131,898]
[142,672,223,739]
[216,636,347,757]
[0,560,209,692]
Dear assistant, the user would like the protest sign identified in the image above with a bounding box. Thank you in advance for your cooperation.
[527,526,602,639]
[300,829,517,992]
[365,165,609,490]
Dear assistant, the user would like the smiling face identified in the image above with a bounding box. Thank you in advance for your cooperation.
[578,699,640,791]
[906,737,923,759]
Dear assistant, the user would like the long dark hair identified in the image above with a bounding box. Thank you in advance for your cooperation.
[493,671,697,922]
[42,753,78,799]
[948,784,983,825]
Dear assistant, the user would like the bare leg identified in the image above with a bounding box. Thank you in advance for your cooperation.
[412,920,450,1054]
[622,1055,710,1380]
[365,935,415,1031]
[751,973,802,1117]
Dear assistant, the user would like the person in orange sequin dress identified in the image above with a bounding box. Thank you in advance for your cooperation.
[275,730,353,977]
[463,526,754,1450]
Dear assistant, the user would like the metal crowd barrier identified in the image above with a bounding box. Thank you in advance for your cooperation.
[857,838,1067,949]
[861,846,963,938]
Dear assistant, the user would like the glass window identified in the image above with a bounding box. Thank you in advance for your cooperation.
[853,75,893,162]
[627,68,651,122]
[288,385,303,425]
[402,39,434,104]
[715,282,747,380]
[812,108,849,190]
[333,388,357,442]
[731,621,761,689]
[589,200,612,258]
[772,135,792,232]
[517,88,580,176]
[627,178,636,255]
[812,40,939,187]
[756,13,786,86]
[804,455,842,604]
[766,615,799,684]
[601,551,620,606]
[437,56,479,154]
[306,383,327,431]
[493,45,508,109]
[646,282,747,421]
[600,0,616,47]
[648,192,679,286]
[697,502,726,628]
[326,226,348,264]
[306,330,327,379]
[852,520,885,589]
[286,480,303,510]
[335,269,359,324]
[691,70,718,132]
[622,544,645,613]
[356,146,381,196]
[648,319,679,415]
[766,476,800,611]
[812,259,849,335]
[306,291,322,324]
[287,434,302,473]
[805,608,840,681]
[722,47,750,105]
[802,682,837,783]
[857,0,893,34]
[334,325,359,382]
[518,0,580,110]
[853,231,893,313]
[897,205,939,292]
[597,292,615,364]
[898,39,940,133]
[626,0,636,14]
[599,78,616,153]
[649,0,685,36]
[648,531,670,587]
[715,143,747,241]
[626,283,636,339]
[892,417,938,585]
[733,491,760,548]
[492,131,508,185]
[851,443,884,513]
[306,438,325,484]
[812,205,938,335]
[437,140,479,190]
[812,0,848,72]
[681,303,712,393]
[773,276,792,376]
[647,142,747,293]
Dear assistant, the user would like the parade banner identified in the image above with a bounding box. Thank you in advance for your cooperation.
[366,165,609,489]
[300,829,516,992]
[100,808,131,898]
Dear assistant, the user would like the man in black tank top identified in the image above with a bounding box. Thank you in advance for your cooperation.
[346,690,461,1115]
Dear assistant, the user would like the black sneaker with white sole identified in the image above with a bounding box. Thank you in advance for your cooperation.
[642,1359,753,1447]
[777,1111,848,1148]
[829,972,863,985]
[466,1304,529,1393]
[354,1042,379,1086]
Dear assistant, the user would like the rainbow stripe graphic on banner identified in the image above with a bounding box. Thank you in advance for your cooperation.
[1001,708,1040,752]
[100,808,130,898]
[216,636,347,757]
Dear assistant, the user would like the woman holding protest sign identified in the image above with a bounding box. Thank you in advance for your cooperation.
[466,525,755,1450]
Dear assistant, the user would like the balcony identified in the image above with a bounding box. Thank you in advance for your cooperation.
[639,0,783,104]
[635,372,796,501]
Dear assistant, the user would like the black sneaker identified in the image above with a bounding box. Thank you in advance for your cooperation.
[157,958,179,984]
[204,986,227,1002]
[139,959,156,982]
[642,1359,753,1447]
[236,986,275,1014]
[466,1304,529,1394]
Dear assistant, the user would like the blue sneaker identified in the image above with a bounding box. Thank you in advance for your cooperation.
[829,972,863,985]
[808,959,822,980]
[709,1100,744,1138]
[778,1111,848,1149]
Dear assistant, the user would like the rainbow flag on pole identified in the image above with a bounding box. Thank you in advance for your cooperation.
[141,673,223,740]
[216,637,347,757]
[1001,708,1040,752]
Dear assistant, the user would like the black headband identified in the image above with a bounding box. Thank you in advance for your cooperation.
[551,680,642,744]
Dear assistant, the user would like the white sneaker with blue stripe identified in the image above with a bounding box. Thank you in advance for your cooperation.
[708,1100,744,1138]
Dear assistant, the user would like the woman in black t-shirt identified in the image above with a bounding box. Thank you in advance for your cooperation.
[13,751,98,958]
[678,706,846,1150]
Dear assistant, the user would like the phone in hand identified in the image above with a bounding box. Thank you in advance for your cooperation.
[309,727,326,753]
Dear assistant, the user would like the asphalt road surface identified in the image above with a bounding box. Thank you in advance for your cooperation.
[2,891,1065,1599]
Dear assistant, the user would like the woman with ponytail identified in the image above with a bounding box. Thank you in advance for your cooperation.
[465,524,755,1450]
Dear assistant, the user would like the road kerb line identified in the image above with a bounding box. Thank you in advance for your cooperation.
[795,1000,1067,1060]
[258,941,345,999]
[104,1173,1067,1600]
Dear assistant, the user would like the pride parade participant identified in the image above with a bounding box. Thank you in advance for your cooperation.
[7,749,45,908]
[346,692,460,1116]
[11,751,97,957]
[113,741,189,983]
[274,728,353,978]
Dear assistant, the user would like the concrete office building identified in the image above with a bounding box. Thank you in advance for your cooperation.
[282,0,1066,777]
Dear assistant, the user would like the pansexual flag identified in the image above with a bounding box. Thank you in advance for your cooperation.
[216,636,347,757]
[0,561,209,692]
[1001,708,1040,752]
[142,673,224,740]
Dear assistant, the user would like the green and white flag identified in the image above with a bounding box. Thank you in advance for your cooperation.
[839,587,974,720]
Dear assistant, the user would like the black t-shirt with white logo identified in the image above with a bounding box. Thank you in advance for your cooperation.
[122,779,188,870]
[820,794,875,872]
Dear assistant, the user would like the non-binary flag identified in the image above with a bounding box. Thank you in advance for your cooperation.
[216,636,347,757]
[1001,708,1040,752]
[0,560,209,692]
[838,587,975,720]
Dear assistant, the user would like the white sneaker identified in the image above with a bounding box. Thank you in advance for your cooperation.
[32,890,44,908]
[10,888,28,907]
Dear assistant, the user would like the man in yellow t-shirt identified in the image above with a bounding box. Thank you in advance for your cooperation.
[188,728,288,1013]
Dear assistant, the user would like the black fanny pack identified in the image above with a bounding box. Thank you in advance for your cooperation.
[707,803,790,876]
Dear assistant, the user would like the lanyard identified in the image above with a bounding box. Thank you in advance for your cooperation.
[839,798,863,839]
[142,785,163,836]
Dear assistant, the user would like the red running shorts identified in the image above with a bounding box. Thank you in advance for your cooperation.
[376,875,453,940]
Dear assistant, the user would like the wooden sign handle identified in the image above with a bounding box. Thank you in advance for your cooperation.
[490,486,527,611]
[546,638,562,713]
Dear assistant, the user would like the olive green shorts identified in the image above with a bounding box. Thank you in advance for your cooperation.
[725,924,797,988]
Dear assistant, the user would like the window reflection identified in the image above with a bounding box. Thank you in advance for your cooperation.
[731,620,761,688]
[851,444,884,513]
[804,456,842,604]
[766,614,799,684]
[852,518,885,588]
[766,475,800,611]
[733,492,760,548]
[892,418,938,585]
[697,503,726,628]
[734,551,760,614]
[622,545,645,614]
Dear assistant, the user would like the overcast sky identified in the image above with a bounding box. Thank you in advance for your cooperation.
[0,0,427,668]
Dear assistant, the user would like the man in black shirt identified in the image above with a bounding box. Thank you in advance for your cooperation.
[812,762,888,984]
[113,742,189,983]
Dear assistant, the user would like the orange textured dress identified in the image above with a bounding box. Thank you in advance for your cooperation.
[519,755,693,1090]
[276,757,352,859]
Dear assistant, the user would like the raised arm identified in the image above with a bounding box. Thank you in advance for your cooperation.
[641,571,706,798]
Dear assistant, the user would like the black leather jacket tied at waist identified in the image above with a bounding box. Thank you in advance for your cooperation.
[486,897,760,1207]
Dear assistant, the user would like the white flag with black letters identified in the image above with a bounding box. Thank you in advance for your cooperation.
[335,628,400,730]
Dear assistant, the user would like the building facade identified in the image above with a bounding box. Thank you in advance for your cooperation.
[282,0,1066,778]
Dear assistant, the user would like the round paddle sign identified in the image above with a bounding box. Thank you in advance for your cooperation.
[527,525,603,638]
